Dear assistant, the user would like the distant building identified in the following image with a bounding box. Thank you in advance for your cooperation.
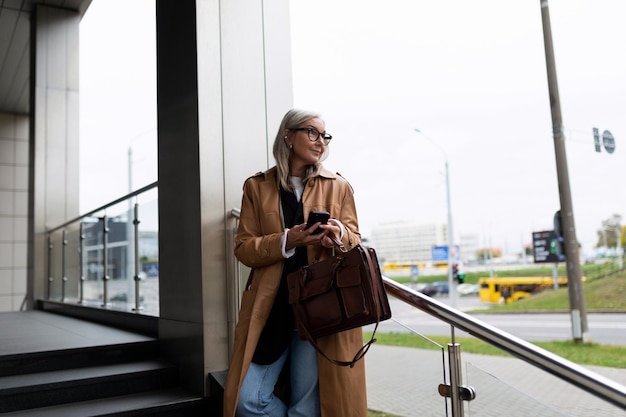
[370,222,450,263]
[459,232,480,263]
[369,221,481,266]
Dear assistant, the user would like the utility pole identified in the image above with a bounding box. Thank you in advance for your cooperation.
[414,129,457,308]
[540,0,589,343]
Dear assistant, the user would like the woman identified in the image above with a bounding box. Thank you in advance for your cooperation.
[223,109,367,416]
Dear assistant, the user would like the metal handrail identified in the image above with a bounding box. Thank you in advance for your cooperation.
[47,181,158,233]
[383,277,626,410]
[227,208,242,358]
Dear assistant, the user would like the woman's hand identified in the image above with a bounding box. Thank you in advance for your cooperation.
[318,222,341,248]
[286,221,340,250]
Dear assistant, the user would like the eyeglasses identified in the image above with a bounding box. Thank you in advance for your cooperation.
[292,128,332,145]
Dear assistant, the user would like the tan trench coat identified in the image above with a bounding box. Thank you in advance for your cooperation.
[223,166,368,417]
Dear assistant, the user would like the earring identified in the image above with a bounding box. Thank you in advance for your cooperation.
[289,144,293,150]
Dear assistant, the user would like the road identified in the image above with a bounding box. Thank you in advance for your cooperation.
[373,295,626,346]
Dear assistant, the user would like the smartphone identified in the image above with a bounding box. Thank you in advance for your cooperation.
[306,211,330,235]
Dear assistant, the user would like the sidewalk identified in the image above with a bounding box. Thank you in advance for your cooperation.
[366,344,626,417]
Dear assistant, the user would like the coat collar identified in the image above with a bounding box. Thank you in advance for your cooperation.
[254,165,338,181]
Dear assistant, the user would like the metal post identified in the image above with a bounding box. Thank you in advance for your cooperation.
[47,235,53,299]
[438,343,476,416]
[227,208,242,358]
[540,0,589,342]
[132,202,143,312]
[78,222,85,304]
[615,225,623,269]
[444,160,457,307]
[415,129,457,307]
[102,215,110,307]
[448,344,464,417]
[61,230,68,301]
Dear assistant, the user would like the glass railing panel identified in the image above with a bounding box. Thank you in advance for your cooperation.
[99,199,135,309]
[46,230,63,300]
[365,303,449,417]
[465,361,566,417]
[63,223,81,302]
[81,215,105,305]
[135,188,159,315]
[45,183,159,315]
[464,355,626,417]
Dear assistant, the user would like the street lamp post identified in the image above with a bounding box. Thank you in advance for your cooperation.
[415,129,457,308]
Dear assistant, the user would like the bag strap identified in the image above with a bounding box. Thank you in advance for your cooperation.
[294,243,384,368]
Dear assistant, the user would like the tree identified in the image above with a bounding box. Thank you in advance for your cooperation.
[595,214,622,250]
[475,247,502,260]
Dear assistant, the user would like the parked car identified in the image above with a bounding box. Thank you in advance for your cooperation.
[457,283,480,296]
[419,281,449,296]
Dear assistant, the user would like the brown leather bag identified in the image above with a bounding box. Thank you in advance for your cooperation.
[287,239,391,367]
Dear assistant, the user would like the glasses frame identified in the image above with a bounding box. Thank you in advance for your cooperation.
[291,128,332,145]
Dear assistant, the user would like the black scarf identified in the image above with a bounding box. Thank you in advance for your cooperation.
[252,185,308,364]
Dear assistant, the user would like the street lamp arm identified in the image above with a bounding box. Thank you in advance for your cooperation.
[414,128,448,161]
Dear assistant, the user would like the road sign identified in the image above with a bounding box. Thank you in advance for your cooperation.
[532,230,565,263]
[432,245,448,261]
[603,130,615,154]
[593,127,616,154]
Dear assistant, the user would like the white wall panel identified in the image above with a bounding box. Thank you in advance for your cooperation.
[194,0,293,379]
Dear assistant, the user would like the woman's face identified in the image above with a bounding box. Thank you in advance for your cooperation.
[286,117,328,175]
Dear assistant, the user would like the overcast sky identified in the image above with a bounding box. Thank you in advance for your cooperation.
[79,0,626,257]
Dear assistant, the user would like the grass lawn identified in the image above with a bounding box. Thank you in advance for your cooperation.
[363,331,626,368]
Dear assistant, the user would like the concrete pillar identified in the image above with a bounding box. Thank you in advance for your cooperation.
[155,0,293,395]
[29,6,80,307]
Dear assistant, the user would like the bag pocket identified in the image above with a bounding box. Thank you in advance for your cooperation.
[300,269,342,331]
[336,265,368,319]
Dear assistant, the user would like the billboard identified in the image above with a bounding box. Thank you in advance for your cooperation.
[532,230,565,263]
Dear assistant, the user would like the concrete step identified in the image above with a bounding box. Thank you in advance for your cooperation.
[0,360,178,413]
[0,340,160,377]
[0,387,211,416]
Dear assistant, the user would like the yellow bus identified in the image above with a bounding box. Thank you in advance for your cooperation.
[478,276,568,303]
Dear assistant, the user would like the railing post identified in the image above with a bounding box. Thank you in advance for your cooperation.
[78,222,85,304]
[437,343,476,417]
[47,235,53,299]
[132,202,143,312]
[61,230,68,301]
[102,215,110,307]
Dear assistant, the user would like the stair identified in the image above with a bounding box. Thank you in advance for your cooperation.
[0,315,212,416]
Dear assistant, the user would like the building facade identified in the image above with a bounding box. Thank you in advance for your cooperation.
[0,0,293,398]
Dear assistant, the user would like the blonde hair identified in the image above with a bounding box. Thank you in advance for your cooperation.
[272,109,329,191]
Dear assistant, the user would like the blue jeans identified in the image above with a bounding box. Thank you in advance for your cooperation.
[236,330,320,417]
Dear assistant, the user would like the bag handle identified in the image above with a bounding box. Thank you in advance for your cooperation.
[294,244,384,367]
[313,233,347,261]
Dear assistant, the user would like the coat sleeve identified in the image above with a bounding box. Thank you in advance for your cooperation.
[336,177,361,250]
[234,177,286,268]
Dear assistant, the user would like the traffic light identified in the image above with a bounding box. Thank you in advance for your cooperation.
[452,263,463,283]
